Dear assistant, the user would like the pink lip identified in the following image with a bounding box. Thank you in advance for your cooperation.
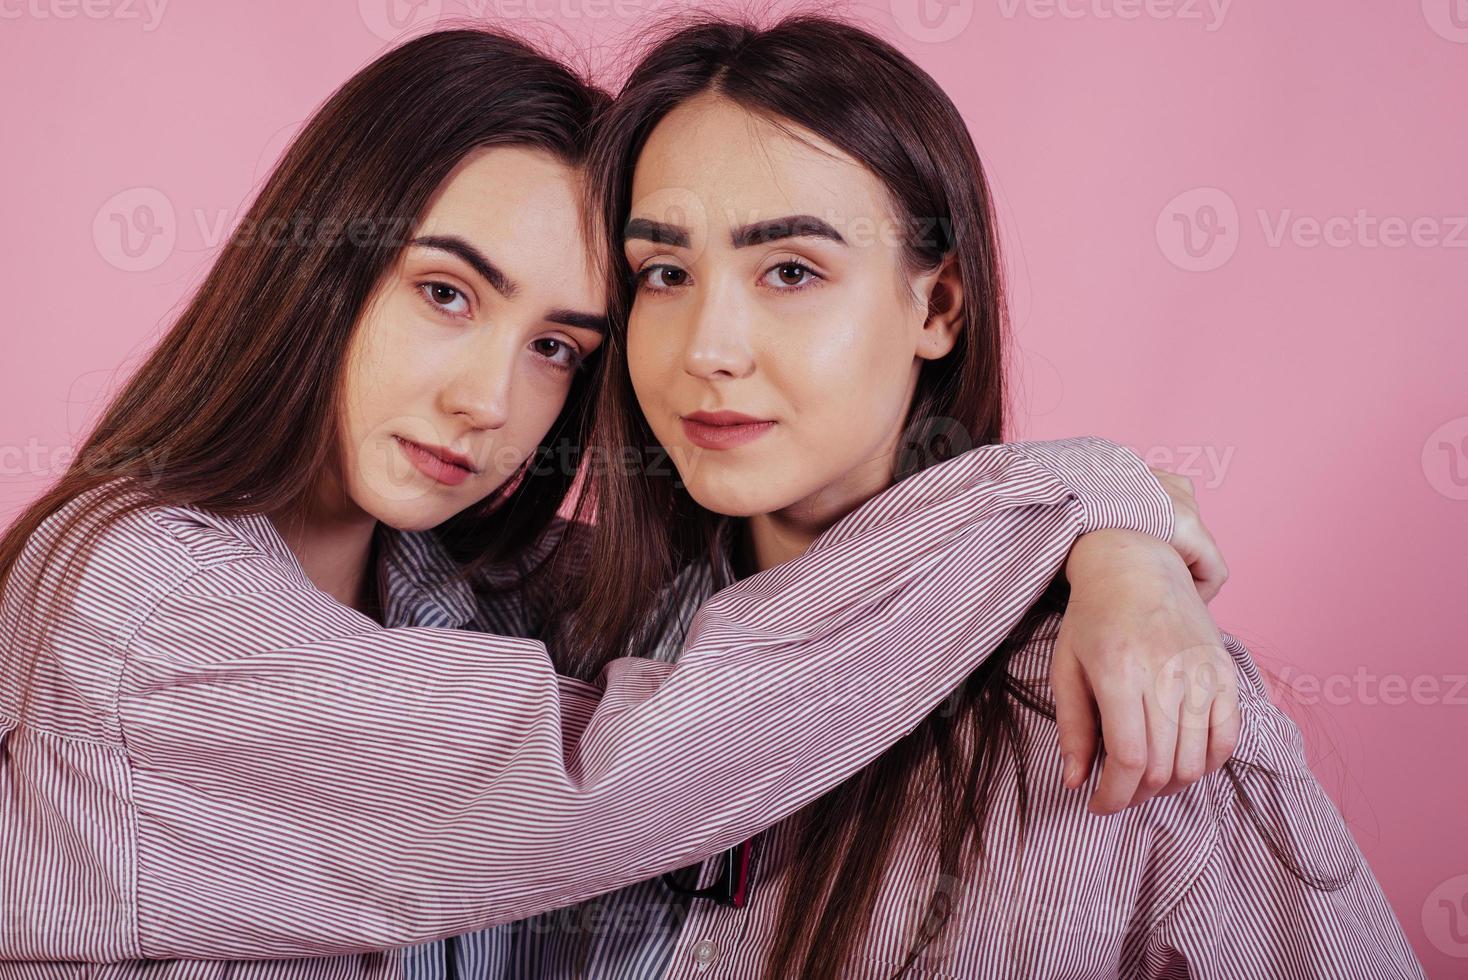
[680,411,776,451]
[395,436,476,487]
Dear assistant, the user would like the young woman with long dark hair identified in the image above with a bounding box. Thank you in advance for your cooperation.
[420,15,1425,979]
[1,24,1241,980]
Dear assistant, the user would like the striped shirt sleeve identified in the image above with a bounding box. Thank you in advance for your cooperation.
[1006,436,1173,537]
[2,436,1172,963]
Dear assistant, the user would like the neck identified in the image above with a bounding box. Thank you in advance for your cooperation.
[268,483,380,616]
[744,450,899,573]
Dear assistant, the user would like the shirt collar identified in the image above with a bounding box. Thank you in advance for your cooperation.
[222,498,478,631]
[376,524,480,631]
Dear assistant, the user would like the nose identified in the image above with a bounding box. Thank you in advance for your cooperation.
[440,340,513,431]
[681,281,755,381]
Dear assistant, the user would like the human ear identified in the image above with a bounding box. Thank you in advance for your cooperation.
[916,254,963,361]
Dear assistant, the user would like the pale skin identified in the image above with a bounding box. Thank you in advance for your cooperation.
[271,145,606,609]
[623,94,1240,815]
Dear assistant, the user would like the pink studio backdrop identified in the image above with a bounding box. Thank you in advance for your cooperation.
[1,0,1463,973]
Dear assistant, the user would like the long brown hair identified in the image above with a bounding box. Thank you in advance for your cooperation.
[562,14,1347,979]
[0,29,607,712]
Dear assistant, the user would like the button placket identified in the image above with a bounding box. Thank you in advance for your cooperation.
[662,855,716,977]
[679,887,739,976]
[674,836,766,976]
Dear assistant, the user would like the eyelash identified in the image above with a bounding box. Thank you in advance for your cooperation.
[416,280,584,373]
[759,258,824,292]
[531,338,584,373]
[417,280,472,318]
[631,258,825,295]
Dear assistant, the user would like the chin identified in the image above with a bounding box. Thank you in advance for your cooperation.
[361,496,452,533]
[680,472,795,519]
[342,470,460,530]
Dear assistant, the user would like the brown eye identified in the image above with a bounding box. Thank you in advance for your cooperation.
[419,281,469,316]
[761,260,819,290]
[531,337,581,370]
[639,265,688,290]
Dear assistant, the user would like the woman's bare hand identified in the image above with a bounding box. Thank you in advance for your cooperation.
[1052,529,1241,815]
[1149,467,1229,603]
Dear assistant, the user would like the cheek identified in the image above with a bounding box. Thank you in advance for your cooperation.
[513,359,576,433]
[771,294,915,419]
[625,312,670,405]
[349,287,443,390]
[340,311,402,435]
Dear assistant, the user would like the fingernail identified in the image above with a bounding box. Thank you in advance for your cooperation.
[1061,753,1076,787]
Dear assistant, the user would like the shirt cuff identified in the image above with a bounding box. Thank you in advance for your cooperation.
[1005,436,1175,541]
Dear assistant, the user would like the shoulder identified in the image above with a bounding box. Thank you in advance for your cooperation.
[1,480,299,737]
[5,480,312,652]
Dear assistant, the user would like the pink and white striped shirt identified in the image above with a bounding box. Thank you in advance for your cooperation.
[1,437,1173,979]
[436,587,1426,978]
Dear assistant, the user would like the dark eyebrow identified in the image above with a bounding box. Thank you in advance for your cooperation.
[624,217,690,249]
[731,215,847,248]
[410,235,518,298]
[546,309,608,335]
[414,235,603,333]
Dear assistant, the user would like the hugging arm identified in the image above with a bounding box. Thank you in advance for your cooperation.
[2,437,1175,962]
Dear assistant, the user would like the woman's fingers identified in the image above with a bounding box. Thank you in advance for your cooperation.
[1051,642,1100,789]
[1087,679,1148,815]
[1157,643,1239,797]
[1056,529,1240,815]
[1183,525,1229,603]
[1155,684,1211,798]
[1180,519,1227,604]
[1148,467,1229,604]
[1127,691,1180,809]
[1091,643,1241,811]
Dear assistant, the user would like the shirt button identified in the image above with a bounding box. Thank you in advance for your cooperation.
[691,939,719,966]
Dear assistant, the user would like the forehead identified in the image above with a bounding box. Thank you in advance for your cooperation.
[629,94,894,241]
[417,145,604,307]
